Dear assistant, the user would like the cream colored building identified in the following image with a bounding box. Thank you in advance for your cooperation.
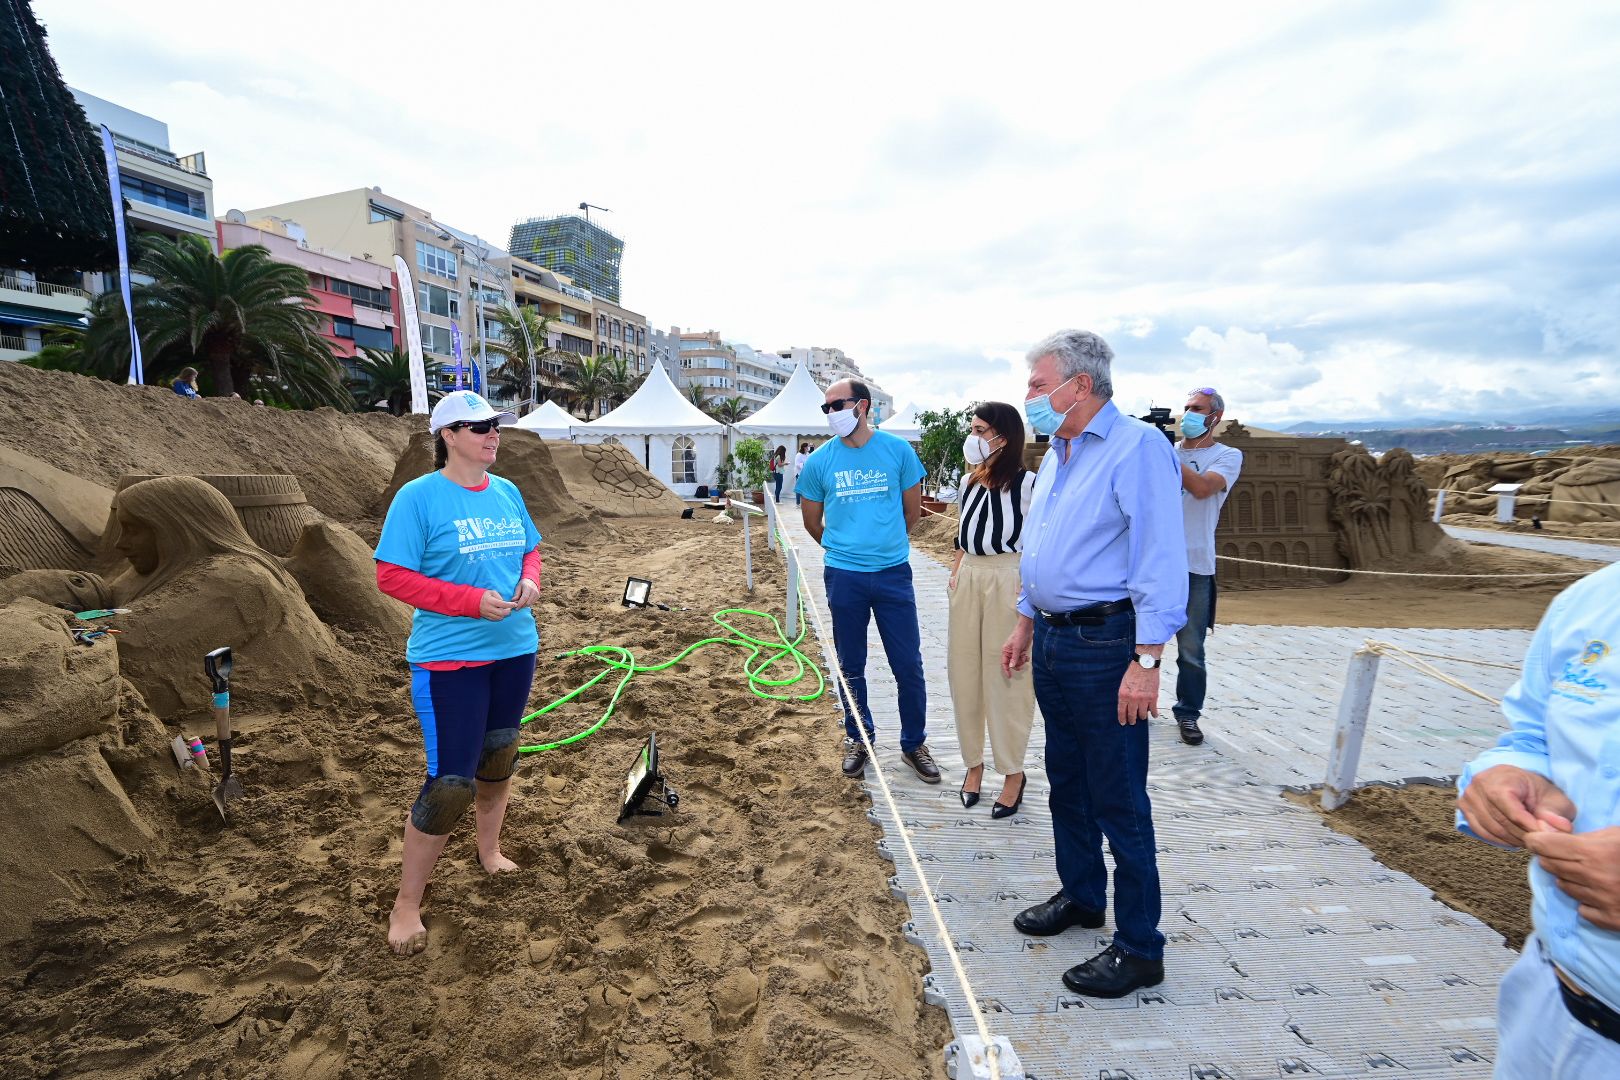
[496,255,595,402]
[676,330,736,396]
[73,89,216,257]
[592,298,649,373]
[776,345,894,423]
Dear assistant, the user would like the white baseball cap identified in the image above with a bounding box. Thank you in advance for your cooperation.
[429,390,517,434]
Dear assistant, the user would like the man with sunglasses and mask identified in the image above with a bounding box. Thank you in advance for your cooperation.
[798,378,939,784]
[1001,329,1187,999]
[1172,387,1242,747]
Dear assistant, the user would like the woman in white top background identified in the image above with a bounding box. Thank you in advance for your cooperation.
[792,441,811,506]
[947,401,1038,818]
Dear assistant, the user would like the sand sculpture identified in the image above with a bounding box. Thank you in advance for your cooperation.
[1420,446,1620,523]
[113,473,317,556]
[284,518,411,637]
[0,444,112,572]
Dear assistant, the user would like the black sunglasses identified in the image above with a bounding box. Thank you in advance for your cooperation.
[449,419,500,434]
[820,397,861,414]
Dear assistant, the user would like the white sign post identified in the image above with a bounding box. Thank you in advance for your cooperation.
[1487,482,1523,524]
[1323,647,1382,810]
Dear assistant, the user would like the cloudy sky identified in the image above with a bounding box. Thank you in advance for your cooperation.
[37,0,1620,424]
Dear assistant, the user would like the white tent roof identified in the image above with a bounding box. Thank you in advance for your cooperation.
[512,399,578,439]
[879,400,923,440]
[733,361,828,435]
[576,359,723,435]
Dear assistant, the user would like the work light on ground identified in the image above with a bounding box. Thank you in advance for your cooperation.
[622,577,653,607]
[619,733,678,822]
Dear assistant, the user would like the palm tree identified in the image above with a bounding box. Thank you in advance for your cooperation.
[23,290,146,381]
[602,353,643,409]
[134,235,351,407]
[486,305,554,404]
[685,383,709,411]
[565,354,610,419]
[711,395,750,425]
[350,347,445,415]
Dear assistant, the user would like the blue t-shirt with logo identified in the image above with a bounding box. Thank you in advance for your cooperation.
[374,471,542,663]
[796,430,926,572]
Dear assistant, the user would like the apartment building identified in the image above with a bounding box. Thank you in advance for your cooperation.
[509,213,624,303]
[593,298,648,373]
[730,343,795,411]
[497,255,595,396]
[777,345,893,422]
[73,90,215,256]
[676,330,736,396]
[240,188,514,400]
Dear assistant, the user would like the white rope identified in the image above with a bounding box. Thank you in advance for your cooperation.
[771,523,1004,1080]
[1382,647,1522,671]
[1431,488,1620,510]
[1360,639,1504,706]
[1214,554,1591,578]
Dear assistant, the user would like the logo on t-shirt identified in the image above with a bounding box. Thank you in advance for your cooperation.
[454,515,526,561]
[832,467,891,502]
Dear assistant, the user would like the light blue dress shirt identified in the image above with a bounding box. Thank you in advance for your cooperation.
[1457,561,1620,1009]
[1016,400,1189,644]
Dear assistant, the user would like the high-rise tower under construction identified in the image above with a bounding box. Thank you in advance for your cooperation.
[507,214,623,303]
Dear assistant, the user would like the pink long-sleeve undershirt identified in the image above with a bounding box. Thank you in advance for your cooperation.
[376,548,542,670]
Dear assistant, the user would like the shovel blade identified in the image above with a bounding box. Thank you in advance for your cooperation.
[212,774,244,821]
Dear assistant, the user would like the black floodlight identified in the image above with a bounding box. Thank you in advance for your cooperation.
[622,577,653,607]
[618,733,678,822]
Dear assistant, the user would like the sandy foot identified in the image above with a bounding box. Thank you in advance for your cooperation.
[480,852,519,873]
[388,907,428,957]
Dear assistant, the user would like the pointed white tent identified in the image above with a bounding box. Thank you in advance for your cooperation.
[733,362,832,500]
[512,399,579,440]
[879,400,923,441]
[572,359,725,497]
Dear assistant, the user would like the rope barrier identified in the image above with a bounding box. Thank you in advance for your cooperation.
[1360,639,1504,707]
[773,521,1006,1080]
[1378,647,1522,671]
[1431,488,1620,510]
[1214,554,1591,578]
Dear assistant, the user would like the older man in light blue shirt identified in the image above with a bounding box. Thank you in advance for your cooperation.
[1001,329,1188,1000]
[1457,560,1620,1076]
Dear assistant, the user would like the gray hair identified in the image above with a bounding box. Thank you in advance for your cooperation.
[1194,388,1226,414]
[1026,329,1114,399]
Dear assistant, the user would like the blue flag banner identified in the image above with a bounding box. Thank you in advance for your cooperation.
[450,321,466,389]
[100,126,142,385]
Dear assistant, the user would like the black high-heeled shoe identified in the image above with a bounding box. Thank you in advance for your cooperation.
[991,773,1026,820]
[959,768,982,809]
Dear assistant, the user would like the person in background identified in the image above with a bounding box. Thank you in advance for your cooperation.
[1001,329,1187,999]
[794,441,811,506]
[798,379,939,784]
[948,401,1037,818]
[1172,386,1243,746]
[171,367,200,399]
[1456,561,1620,1076]
[373,390,542,957]
[770,444,787,503]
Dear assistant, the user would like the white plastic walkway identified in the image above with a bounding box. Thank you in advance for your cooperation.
[777,512,1517,1080]
[1443,524,1620,564]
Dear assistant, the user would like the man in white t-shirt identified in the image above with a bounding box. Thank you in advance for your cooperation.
[1172,387,1243,746]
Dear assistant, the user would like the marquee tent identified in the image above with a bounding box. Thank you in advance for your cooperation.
[879,401,923,441]
[512,399,578,440]
[732,361,832,500]
[572,359,724,497]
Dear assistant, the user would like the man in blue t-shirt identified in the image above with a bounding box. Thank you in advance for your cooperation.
[798,378,938,784]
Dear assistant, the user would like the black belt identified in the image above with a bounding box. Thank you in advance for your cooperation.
[1037,598,1133,626]
[1558,970,1620,1045]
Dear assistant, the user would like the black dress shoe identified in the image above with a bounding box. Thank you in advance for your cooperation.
[1013,892,1105,936]
[1061,943,1164,998]
[990,772,1025,820]
[901,744,942,784]
[841,738,869,778]
[1177,716,1204,745]
[959,782,980,809]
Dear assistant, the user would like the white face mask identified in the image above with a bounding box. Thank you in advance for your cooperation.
[962,433,998,465]
[827,403,861,438]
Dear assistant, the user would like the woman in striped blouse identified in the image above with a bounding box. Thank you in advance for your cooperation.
[948,401,1038,818]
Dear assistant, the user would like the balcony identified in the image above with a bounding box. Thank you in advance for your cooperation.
[0,328,30,361]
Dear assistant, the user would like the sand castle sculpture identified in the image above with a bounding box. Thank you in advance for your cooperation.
[1421,449,1620,524]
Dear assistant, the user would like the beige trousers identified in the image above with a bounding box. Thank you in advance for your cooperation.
[947,551,1035,774]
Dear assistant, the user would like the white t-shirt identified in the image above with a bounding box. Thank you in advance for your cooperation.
[1177,442,1243,575]
[793,451,809,475]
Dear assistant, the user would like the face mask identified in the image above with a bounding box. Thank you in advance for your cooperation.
[1025,375,1080,436]
[962,434,998,465]
[827,403,860,438]
[1180,411,1208,438]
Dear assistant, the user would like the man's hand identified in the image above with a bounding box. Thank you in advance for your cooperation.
[1001,617,1033,677]
[510,578,540,609]
[1118,663,1160,725]
[1457,764,1576,848]
[1525,826,1620,931]
[479,589,517,621]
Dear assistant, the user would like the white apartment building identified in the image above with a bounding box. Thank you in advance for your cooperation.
[777,345,894,423]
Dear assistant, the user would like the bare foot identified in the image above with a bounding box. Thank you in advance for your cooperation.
[480,851,519,873]
[388,906,428,956]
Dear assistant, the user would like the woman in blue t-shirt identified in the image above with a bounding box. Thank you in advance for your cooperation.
[373,391,543,957]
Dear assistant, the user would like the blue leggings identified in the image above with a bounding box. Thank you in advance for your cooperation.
[409,652,537,795]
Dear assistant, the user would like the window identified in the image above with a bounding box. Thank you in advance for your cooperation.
[329,278,389,310]
[331,316,354,338]
[1283,491,1300,527]
[120,173,206,218]
[421,324,455,355]
[1234,490,1254,530]
[1260,491,1277,529]
[369,201,403,223]
[418,282,458,319]
[416,240,458,280]
[351,323,393,351]
[672,436,697,484]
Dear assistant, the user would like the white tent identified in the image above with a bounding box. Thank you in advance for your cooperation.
[879,400,923,441]
[572,359,725,497]
[512,399,579,440]
[733,361,832,500]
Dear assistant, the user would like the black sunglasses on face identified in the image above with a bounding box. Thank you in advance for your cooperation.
[450,419,500,434]
[820,397,861,414]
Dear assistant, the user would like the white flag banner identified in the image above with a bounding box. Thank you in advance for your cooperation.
[393,255,429,414]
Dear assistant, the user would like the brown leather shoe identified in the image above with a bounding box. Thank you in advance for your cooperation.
[901,744,942,784]
[841,737,869,778]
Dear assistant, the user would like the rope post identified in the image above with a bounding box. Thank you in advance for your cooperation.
[763,491,778,551]
[784,537,800,640]
[1323,646,1381,810]
[741,504,754,593]
[1432,488,1447,523]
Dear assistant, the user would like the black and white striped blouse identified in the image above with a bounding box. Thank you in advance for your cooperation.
[956,471,1037,555]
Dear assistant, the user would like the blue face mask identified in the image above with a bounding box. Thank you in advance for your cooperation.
[1025,375,1079,436]
[1180,411,1208,438]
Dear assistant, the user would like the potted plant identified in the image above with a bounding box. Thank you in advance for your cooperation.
[732,437,771,505]
[713,455,736,501]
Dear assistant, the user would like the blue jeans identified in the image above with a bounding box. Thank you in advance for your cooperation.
[1495,937,1620,1077]
[1033,611,1163,961]
[773,472,784,501]
[1172,573,1215,721]
[824,563,928,752]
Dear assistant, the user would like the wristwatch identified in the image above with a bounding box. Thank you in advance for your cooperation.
[1133,652,1158,670]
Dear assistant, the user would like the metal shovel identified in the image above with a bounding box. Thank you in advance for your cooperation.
[205,647,243,820]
